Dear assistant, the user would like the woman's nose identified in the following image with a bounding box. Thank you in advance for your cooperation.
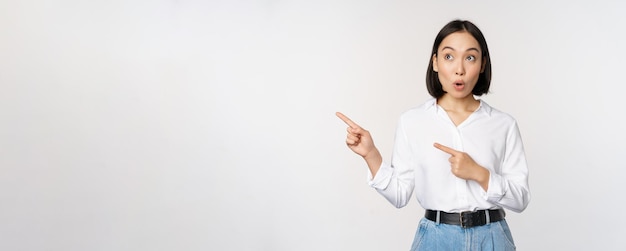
[455,63,465,76]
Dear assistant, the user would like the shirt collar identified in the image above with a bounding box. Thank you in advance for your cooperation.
[424,98,493,117]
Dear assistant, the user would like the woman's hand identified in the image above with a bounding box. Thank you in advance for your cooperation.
[434,143,490,191]
[336,112,382,176]
[336,112,377,158]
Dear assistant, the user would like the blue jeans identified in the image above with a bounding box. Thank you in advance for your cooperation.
[410,217,516,251]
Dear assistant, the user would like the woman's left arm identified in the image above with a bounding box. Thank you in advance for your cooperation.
[483,121,530,213]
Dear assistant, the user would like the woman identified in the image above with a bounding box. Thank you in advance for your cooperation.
[336,20,530,250]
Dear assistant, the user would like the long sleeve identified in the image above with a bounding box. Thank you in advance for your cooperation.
[367,117,415,208]
[483,121,530,212]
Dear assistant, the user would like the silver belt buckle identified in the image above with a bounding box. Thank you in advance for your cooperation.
[460,211,467,228]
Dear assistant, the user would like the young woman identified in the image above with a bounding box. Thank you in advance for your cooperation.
[336,20,530,250]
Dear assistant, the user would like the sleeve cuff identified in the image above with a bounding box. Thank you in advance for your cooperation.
[367,161,393,190]
[483,171,506,202]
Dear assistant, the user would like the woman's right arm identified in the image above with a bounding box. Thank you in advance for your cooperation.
[336,112,415,208]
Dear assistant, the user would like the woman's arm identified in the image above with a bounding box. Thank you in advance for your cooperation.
[336,112,415,208]
[484,122,531,212]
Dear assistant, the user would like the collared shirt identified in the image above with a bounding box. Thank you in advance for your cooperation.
[369,99,530,213]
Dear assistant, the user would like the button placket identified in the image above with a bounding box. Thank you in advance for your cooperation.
[452,127,468,206]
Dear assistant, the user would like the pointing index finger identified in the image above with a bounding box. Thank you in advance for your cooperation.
[335,112,360,129]
[433,143,459,156]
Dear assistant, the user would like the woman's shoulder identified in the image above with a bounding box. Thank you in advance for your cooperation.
[399,99,437,118]
[479,100,518,124]
[405,98,437,112]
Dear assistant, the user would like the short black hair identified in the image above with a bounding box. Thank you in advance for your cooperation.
[426,20,492,98]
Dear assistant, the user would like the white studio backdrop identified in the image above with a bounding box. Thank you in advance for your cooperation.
[1,0,625,250]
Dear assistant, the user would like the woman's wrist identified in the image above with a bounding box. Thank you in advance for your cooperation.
[363,148,381,162]
[474,165,490,190]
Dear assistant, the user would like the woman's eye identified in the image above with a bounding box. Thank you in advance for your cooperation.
[444,54,453,60]
[466,55,476,61]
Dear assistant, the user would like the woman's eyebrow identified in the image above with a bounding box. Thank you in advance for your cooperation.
[441,46,480,53]
[442,46,455,51]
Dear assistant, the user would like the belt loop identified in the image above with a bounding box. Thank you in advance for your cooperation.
[436,211,441,225]
[485,209,491,224]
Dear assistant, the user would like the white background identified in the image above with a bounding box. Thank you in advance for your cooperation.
[2,0,625,250]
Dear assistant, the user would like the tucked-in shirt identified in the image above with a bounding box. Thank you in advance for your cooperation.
[369,99,530,213]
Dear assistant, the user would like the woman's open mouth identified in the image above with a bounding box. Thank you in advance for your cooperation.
[453,80,465,91]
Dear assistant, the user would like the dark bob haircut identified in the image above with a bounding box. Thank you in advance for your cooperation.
[426,20,492,98]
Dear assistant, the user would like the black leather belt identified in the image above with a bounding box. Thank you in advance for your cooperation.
[425,209,505,228]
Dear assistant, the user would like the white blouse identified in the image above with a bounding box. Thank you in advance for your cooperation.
[369,99,530,213]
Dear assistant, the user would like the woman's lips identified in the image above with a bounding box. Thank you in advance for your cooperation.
[453,81,465,91]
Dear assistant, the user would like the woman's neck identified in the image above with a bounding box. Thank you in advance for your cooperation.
[436,94,480,112]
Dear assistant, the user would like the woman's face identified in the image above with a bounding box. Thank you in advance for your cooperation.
[432,31,485,99]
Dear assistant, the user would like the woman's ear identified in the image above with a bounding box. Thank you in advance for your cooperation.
[432,54,438,72]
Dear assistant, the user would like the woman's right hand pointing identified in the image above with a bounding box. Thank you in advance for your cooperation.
[336,112,382,175]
